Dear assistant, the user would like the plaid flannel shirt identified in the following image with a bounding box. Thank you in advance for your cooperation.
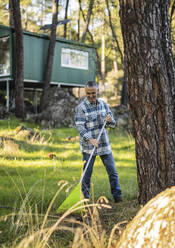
[75,97,116,155]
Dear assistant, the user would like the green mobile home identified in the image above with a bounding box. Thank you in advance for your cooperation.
[0,24,96,110]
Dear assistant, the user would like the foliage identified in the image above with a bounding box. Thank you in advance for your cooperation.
[102,69,124,105]
[0,0,9,26]
[0,0,125,103]
[0,1,123,77]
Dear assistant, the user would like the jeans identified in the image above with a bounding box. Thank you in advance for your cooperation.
[82,152,122,200]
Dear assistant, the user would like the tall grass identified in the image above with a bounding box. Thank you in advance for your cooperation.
[1,179,112,247]
[0,116,139,247]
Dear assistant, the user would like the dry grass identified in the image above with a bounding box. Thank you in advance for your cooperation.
[0,182,140,248]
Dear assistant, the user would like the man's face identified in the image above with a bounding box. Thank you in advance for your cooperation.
[85,86,98,103]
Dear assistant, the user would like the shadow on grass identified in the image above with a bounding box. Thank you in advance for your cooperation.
[0,136,80,158]
[0,150,81,162]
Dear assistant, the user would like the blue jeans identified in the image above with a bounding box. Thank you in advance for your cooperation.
[82,152,122,200]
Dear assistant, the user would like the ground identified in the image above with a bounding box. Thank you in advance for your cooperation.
[54,199,141,247]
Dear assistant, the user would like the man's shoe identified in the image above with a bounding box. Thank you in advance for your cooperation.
[114,197,123,203]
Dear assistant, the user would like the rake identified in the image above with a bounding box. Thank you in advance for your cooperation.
[56,121,106,214]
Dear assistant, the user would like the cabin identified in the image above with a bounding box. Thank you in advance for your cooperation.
[0,24,96,111]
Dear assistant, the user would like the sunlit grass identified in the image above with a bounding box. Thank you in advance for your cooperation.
[0,116,137,211]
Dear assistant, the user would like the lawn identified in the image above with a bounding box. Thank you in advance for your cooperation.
[0,116,140,247]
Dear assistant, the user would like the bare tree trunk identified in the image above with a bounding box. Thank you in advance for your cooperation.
[170,0,175,24]
[105,0,128,106]
[9,0,14,27]
[105,0,123,64]
[24,12,28,30]
[120,60,128,106]
[112,41,118,73]
[81,0,94,43]
[79,1,102,79]
[11,0,25,119]
[78,0,81,41]
[40,0,59,112]
[63,0,70,38]
[101,32,105,85]
[119,0,175,204]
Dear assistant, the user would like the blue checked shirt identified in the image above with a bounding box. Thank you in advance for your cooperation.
[75,97,116,155]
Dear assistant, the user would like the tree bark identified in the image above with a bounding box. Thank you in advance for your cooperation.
[78,0,81,41]
[63,0,70,38]
[170,0,175,24]
[119,0,175,204]
[105,0,123,64]
[40,0,59,112]
[120,60,128,106]
[112,41,118,73]
[101,32,105,85]
[106,0,128,105]
[9,0,14,27]
[81,0,94,43]
[11,0,25,119]
[79,1,102,79]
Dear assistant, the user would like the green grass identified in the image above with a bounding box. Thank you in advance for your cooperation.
[0,116,138,247]
[0,117,137,211]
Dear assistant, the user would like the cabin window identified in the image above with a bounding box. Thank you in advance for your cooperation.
[0,36,10,76]
[61,48,88,70]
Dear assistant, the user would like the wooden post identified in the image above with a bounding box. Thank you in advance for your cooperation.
[6,80,9,112]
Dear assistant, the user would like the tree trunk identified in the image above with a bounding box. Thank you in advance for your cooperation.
[78,0,81,41]
[79,1,102,79]
[9,0,14,27]
[63,0,70,38]
[120,60,128,106]
[112,41,118,73]
[105,0,128,106]
[101,32,105,85]
[81,0,94,43]
[11,0,25,119]
[170,0,175,24]
[105,0,123,64]
[40,0,59,112]
[119,0,175,204]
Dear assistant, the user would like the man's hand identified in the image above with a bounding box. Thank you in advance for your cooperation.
[104,114,112,123]
[88,138,99,147]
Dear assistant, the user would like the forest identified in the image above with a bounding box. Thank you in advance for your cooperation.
[0,0,130,110]
[1,1,175,247]
[1,1,175,112]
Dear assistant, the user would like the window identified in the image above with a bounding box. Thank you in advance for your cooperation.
[0,36,10,76]
[61,48,88,70]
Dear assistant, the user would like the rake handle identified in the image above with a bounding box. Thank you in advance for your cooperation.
[79,121,106,184]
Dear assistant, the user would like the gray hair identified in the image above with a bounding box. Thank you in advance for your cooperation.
[85,81,99,88]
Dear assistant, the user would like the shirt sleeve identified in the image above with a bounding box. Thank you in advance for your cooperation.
[75,105,92,141]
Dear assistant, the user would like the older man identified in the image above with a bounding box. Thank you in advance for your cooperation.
[75,81,122,203]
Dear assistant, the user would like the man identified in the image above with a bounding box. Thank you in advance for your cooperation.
[75,81,122,203]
